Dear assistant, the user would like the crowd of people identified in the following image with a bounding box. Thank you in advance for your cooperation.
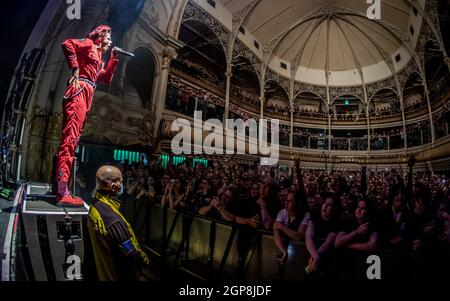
[231,86,260,110]
[166,58,448,153]
[293,129,325,149]
[171,59,223,91]
[406,121,432,147]
[333,112,365,121]
[265,103,290,117]
[294,107,323,118]
[102,155,450,280]
[404,94,425,110]
[330,137,367,151]
[166,77,256,121]
[370,105,401,117]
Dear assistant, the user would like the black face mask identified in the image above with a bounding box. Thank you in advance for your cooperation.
[116,183,124,197]
[98,182,123,199]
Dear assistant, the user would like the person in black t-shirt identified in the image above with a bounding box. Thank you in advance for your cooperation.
[201,189,235,220]
[406,194,436,278]
[379,191,409,247]
[234,184,262,222]
[257,178,282,230]
[335,199,378,280]
[234,184,263,263]
[335,199,378,251]
[305,192,339,278]
[195,178,213,214]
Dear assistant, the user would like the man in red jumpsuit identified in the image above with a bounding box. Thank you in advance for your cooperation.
[55,25,119,206]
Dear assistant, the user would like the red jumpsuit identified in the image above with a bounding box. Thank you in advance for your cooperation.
[56,38,119,183]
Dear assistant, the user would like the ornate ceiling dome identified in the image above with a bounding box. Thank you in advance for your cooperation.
[219,0,415,85]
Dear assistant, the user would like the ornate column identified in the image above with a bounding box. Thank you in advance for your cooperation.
[361,79,370,153]
[327,107,332,152]
[259,89,265,121]
[366,103,371,152]
[325,16,331,154]
[153,48,176,137]
[288,77,295,152]
[289,101,294,150]
[420,130,424,145]
[224,64,233,123]
[400,99,407,150]
[445,120,449,136]
[424,88,436,144]
[445,57,450,72]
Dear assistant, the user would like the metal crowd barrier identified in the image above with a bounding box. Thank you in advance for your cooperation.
[142,203,310,280]
[140,203,432,281]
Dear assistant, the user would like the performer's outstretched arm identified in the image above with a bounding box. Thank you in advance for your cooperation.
[98,51,119,84]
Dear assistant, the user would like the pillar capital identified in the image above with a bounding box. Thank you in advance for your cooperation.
[161,47,177,69]
[226,63,233,76]
[444,56,450,69]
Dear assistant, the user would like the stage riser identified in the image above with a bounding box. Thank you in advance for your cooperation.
[21,183,88,281]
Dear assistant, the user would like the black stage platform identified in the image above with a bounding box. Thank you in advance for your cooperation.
[1,182,90,281]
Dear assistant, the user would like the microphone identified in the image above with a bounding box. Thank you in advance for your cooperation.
[113,47,135,57]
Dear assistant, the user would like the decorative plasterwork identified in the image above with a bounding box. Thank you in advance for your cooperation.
[182,1,231,59]
[415,21,439,68]
[231,0,261,38]
[233,39,262,79]
[265,69,290,97]
[293,82,327,102]
[424,0,440,29]
[411,0,447,57]
[366,77,399,101]
[83,94,156,147]
[329,85,365,103]
[398,60,420,90]
[176,0,445,107]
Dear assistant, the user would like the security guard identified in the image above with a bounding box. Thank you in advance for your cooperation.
[87,165,149,281]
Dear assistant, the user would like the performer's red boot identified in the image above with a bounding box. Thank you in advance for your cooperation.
[57,194,84,207]
[56,181,84,207]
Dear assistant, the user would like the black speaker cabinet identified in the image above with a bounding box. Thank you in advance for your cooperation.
[21,182,89,281]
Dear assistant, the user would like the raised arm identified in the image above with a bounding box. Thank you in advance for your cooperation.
[257,198,274,230]
[360,165,367,197]
[295,159,305,192]
[406,156,416,209]
[97,54,119,84]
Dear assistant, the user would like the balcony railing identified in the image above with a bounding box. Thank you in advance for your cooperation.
[169,66,449,128]
[169,67,226,98]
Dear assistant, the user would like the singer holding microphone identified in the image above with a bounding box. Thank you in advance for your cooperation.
[54,25,126,206]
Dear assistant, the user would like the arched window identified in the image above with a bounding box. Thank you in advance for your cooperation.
[124,47,156,108]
